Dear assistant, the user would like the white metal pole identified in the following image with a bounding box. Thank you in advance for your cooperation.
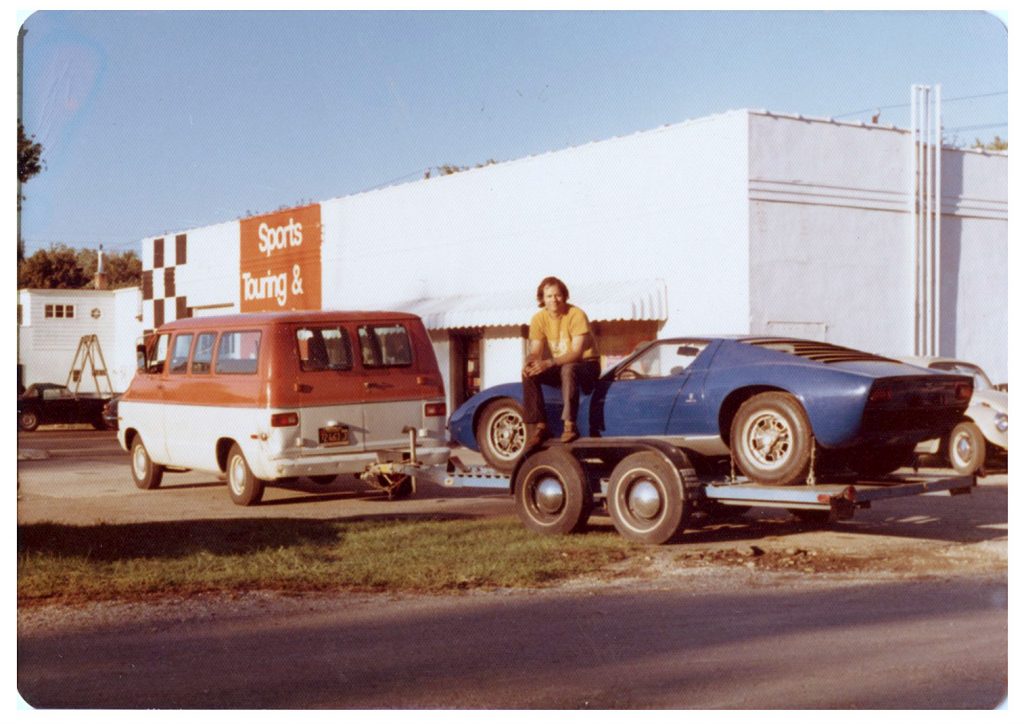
[910,85,919,355]
[934,84,942,356]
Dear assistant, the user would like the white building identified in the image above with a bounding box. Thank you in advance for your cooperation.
[130,107,1006,413]
[17,287,144,393]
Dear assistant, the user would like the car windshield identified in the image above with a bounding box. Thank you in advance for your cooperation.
[616,341,709,379]
[933,362,994,391]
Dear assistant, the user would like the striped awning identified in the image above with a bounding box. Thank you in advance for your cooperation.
[394,279,668,330]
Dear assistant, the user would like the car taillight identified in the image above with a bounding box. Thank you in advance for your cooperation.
[868,385,893,403]
[271,412,299,427]
[424,402,446,417]
[955,383,972,401]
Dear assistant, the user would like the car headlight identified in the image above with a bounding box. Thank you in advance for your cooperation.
[995,413,1008,432]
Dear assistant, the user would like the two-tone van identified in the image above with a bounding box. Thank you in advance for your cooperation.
[117,311,449,505]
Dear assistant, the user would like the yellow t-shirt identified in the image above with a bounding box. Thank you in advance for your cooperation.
[529,305,598,361]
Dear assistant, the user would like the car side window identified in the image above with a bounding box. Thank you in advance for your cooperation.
[145,334,170,374]
[215,331,261,374]
[358,325,413,368]
[296,326,353,371]
[191,333,217,374]
[617,342,708,379]
[169,334,194,374]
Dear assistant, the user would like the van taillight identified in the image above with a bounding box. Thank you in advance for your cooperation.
[955,383,972,401]
[271,412,299,427]
[424,402,446,417]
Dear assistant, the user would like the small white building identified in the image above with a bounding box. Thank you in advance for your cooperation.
[17,287,144,393]
[122,107,1006,413]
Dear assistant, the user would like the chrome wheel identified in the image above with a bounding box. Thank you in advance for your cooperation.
[625,478,663,520]
[513,448,592,535]
[132,444,149,479]
[532,475,566,515]
[228,455,248,497]
[741,411,793,470]
[607,452,691,544]
[488,409,526,461]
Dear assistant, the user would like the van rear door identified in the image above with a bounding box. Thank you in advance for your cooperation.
[357,321,435,450]
[293,323,366,453]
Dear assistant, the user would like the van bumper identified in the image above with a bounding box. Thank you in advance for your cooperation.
[259,445,451,480]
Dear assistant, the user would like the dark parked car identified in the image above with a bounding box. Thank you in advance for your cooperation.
[448,337,974,485]
[17,383,111,432]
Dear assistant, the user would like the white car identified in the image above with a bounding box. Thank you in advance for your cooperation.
[899,357,1008,475]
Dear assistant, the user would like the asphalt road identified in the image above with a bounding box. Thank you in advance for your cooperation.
[17,429,1009,709]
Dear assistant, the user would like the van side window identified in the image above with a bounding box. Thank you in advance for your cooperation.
[358,324,413,368]
[169,334,194,374]
[145,334,170,374]
[296,327,353,371]
[191,333,217,374]
[216,331,261,374]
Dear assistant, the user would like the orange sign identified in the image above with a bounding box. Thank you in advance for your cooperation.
[239,204,322,312]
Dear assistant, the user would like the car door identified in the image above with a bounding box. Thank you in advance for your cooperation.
[585,340,712,438]
[357,322,425,450]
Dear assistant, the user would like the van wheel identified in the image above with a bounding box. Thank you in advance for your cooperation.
[477,399,526,473]
[227,444,265,506]
[130,437,164,490]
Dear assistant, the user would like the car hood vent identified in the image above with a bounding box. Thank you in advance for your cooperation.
[741,337,898,364]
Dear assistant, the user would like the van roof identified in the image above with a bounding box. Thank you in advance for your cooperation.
[156,309,423,331]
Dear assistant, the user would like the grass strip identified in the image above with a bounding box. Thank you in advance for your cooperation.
[18,516,644,604]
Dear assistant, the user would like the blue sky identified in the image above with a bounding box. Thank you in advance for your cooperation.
[17,10,1008,256]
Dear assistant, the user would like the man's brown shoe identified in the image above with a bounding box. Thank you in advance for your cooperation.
[524,424,550,451]
[560,421,579,443]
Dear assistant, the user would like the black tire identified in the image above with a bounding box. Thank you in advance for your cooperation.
[947,421,986,475]
[130,436,164,490]
[849,444,916,478]
[226,443,265,506]
[308,475,336,486]
[18,410,40,432]
[729,392,813,485]
[513,448,592,535]
[476,399,527,473]
[607,452,692,544]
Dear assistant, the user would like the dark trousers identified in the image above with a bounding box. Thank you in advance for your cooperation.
[522,360,601,425]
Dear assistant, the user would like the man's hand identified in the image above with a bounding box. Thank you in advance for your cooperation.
[523,359,554,377]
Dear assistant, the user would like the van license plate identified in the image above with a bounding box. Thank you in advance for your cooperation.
[319,426,350,446]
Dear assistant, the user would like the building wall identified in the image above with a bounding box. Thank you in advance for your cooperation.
[319,110,752,340]
[17,288,142,392]
[746,112,1008,381]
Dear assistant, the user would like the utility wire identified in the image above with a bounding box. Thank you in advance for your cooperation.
[833,90,1007,119]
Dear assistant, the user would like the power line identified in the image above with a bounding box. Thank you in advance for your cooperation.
[945,122,1008,133]
[832,90,1007,120]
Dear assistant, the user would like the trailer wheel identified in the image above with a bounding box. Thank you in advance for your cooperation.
[607,452,692,544]
[130,436,164,490]
[730,392,813,485]
[18,410,40,432]
[514,448,592,535]
[947,421,986,476]
[477,399,527,473]
[227,444,265,506]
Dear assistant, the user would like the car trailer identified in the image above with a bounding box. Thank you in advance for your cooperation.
[363,432,976,545]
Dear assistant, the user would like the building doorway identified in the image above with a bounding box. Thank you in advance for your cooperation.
[450,330,483,407]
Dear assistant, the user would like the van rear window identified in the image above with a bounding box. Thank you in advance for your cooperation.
[296,327,353,371]
[358,325,413,368]
[216,331,261,374]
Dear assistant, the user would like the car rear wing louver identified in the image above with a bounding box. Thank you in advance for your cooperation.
[740,338,898,364]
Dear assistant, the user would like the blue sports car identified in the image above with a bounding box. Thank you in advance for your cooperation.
[448,337,973,485]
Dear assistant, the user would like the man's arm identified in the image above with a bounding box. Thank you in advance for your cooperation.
[526,334,586,376]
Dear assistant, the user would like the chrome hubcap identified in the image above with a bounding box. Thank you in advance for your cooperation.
[533,476,565,514]
[954,434,974,463]
[745,412,791,468]
[132,446,147,477]
[627,479,662,520]
[229,457,246,495]
[491,411,525,459]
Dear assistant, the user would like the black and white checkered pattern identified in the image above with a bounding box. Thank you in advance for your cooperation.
[142,233,190,335]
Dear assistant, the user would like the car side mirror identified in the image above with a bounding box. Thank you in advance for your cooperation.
[676,345,701,357]
[136,344,147,370]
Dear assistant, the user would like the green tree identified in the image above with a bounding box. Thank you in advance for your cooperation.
[18,244,91,289]
[75,247,143,289]
[972,135,1008,151]
[18,121,44,208]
